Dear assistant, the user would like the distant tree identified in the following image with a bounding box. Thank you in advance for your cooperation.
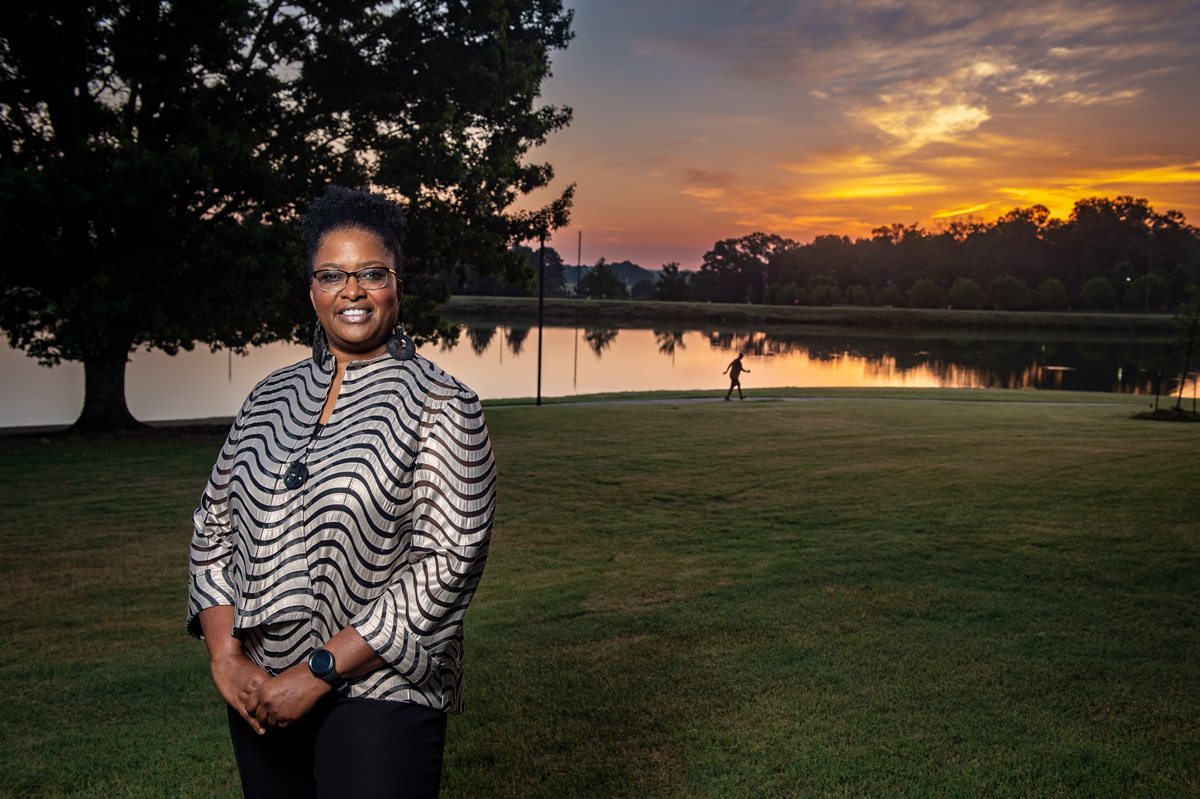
[1080,276,1118,309]
[1036,278,1070,310]
[987,275,1032,310]
[1053,196,1200,296]
[808,284,842,306]
[875,285,904,307]
[0,0,574,430]
[773,234,855,290]
[844,285,871,305]
[630,279,656,300]
[769,282,804,305]
[947,278,987,309]
[578,259,627,299]
[694,232,793,303]
[514,244,566,295]
[652,262,693,301]
[1122,274,1171,310]
[964,205,1054,288]
[908,279,946,309]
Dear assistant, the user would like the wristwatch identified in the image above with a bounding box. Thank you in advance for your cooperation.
[307,648,349,692]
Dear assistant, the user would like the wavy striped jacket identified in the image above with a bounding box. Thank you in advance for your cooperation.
[187,351,495,713]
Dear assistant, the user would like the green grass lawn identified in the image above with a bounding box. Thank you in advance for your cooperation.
[1,392,1197,798]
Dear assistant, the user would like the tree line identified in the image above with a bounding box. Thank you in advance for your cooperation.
[506,196,1200,311]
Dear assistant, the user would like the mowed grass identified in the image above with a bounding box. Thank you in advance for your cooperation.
[0,393,1197,798]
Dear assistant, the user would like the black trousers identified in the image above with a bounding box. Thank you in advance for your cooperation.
[227,695,448,799]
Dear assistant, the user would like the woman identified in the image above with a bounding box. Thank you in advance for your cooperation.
[187,186,495,799]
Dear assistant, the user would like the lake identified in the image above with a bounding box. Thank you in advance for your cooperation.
[2,323,1194,428]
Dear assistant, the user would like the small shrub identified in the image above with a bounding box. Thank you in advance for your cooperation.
[1080,276,1117,309]
[1121,274,1171,310]
[844,285,871,305]
[1037,278,1070,310]
[769,282,804,305]
[907,278,945,308]
[987,275,1031,310]
[947,278,986,309]
[875,285,904,307]
[809,284,842,306]
[630,279,656,300]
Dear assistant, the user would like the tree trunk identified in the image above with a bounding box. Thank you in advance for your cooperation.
[71,336,145,432]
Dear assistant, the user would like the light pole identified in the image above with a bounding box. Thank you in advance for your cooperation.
[537,231,546,406]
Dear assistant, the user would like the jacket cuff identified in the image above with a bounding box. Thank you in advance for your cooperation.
[185,569,236,639]
[351,594,438,686]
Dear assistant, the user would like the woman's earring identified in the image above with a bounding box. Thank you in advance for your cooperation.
[312,319,330,364]
[387,325,416,361]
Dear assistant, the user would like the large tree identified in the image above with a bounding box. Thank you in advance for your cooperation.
[0,0,574,430]
[692,232,793,303]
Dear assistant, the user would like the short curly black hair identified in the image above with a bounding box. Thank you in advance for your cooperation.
[297,185,407,273]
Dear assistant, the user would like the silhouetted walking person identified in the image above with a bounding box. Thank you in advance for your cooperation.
[724,353,749,400]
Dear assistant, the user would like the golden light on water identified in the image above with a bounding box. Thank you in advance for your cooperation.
[3,327,1194,428]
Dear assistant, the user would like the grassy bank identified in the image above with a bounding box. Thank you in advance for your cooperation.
[1,392,1197,797]
[443,295,1177,336]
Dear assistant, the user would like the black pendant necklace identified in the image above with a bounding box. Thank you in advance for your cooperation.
[282,461,309,490]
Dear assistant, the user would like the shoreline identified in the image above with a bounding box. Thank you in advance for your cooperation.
[442,295,1177,335]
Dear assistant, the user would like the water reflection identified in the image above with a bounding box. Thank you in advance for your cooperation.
[655,330,687,363]
[3,323,1196,428]
[437,324,1196,397]
[584,328,619,356]
[467,327,495,354]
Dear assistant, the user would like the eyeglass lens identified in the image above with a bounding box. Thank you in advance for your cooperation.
[313,268,391,292]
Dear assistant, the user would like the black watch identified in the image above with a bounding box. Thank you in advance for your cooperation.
[308,648,349,692]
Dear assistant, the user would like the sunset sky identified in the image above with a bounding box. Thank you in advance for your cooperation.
[521,0,1200,270]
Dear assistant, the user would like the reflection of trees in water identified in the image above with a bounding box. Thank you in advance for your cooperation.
[445,322,1189,395]
[703,329,1183,394]
[507,327,530,356]
[584,328,619,356]
[467,327,495,354]
[439,325,463,352]
[654,330,686,363]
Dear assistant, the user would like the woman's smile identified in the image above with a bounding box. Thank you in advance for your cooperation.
[310,227,400,363]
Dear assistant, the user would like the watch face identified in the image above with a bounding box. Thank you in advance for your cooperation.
[309,649,334,675]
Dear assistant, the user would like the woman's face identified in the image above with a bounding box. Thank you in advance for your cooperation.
[310,227,400,364]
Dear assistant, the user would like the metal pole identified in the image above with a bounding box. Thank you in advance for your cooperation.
[537,232,545,406]
[574,230,581,387]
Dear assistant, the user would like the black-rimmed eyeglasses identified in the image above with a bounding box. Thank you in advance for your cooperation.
[311,267,396,293]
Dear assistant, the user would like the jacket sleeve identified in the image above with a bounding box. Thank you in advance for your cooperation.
[350,389,496,686]
[185,394,254,639]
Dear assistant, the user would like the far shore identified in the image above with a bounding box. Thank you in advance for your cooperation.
[442,295,1177,335]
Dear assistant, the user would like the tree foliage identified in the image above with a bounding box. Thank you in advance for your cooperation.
[0,0,574,429]
[577,258,626,300]
[652,262,692,301]
[675,196,1199,312]
[692,232,790,303]
[948,278,987,310]
[908,278,945,309]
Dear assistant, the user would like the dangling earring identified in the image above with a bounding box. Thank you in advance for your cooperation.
[312,319,331,365]
[386,323,416,361]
